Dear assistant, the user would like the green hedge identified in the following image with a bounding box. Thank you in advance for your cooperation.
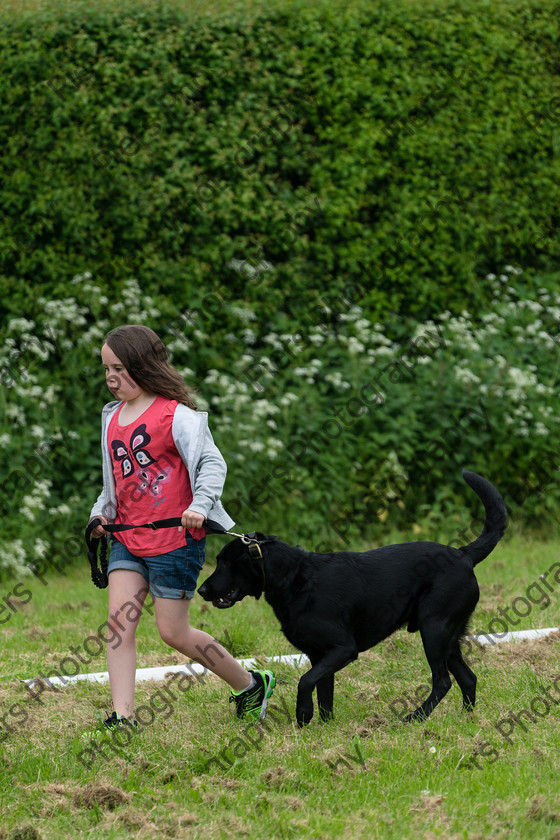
[1,0,560,322]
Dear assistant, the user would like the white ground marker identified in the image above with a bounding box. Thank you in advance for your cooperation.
[22,629,559,691]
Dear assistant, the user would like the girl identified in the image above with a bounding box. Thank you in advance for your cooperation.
[89,324,275,727]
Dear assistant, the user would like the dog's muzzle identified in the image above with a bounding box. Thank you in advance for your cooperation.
[211,588,241,609]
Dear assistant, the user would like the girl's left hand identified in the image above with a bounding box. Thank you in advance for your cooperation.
[179,508,205,532]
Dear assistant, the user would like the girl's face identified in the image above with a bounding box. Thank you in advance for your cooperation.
[101,343,144,401]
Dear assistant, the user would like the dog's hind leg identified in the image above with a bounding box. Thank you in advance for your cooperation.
[446,640,476,711]
[405,620,453,723]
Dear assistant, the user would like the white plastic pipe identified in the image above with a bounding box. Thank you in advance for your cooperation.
[23,629,558,691]
[470,626,559,646]
[23,652,312,690]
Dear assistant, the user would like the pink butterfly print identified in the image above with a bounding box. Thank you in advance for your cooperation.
[138,468,171,496]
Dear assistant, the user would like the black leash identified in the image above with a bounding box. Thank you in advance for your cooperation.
[85,516,244,589]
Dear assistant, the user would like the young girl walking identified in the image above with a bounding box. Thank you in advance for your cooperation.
[89,324,275,728]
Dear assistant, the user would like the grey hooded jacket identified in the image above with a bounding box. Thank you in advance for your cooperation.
[89,400,235,530]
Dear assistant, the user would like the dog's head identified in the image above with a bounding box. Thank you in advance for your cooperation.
[197,532,276,608]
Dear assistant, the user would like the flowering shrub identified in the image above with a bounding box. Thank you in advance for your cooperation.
[1,265,559,578]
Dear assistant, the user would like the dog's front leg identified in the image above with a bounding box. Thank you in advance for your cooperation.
[296,645,358,727]
[317,674,335,721]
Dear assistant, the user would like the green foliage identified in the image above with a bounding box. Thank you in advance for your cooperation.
[0,0,559,320]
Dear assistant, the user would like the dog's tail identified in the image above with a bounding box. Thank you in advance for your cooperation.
[459,470,507,566]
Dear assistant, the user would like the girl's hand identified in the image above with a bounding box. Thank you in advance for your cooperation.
[90,516,108,538]
[179,508,205,532]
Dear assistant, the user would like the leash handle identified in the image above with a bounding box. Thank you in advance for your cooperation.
[84,517,234,590]
[90,517,229,534]
[85,518,109,589]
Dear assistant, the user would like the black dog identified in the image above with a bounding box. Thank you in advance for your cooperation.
[198,470,507,726]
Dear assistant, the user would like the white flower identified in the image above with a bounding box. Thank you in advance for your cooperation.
[519,300,542,314]
[369,346,394,357]
[229,305,257,322]
[507,367,537,389]
[7,318,36,333]
[279,393,298,407]
[81,325,106,344]
[347,338,365,354]
[0,539,28,575]
[42,384,58,404]
[264,333,283,350]
[5,405,25,424]
[241,329,257,345]
[48,503,71,516]
[253,400,280,417]
[324,371,351,389]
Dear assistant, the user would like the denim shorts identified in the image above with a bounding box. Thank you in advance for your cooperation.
[108,535,206,599]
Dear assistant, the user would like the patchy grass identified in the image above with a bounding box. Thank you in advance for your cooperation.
[1,533,560,839]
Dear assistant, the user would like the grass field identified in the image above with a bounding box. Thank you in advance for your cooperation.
[1,532,560,839]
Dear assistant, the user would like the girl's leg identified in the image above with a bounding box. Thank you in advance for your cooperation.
[153,597,251,692]
[107,570,149,718]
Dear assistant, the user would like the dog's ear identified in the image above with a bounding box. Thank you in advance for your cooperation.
[248,532,277,543]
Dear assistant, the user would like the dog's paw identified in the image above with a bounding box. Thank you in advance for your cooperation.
[319,706,334,723]
[296,701,314,727]
[403,708,428,724]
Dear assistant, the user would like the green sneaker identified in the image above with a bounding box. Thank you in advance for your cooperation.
[103,711,138,731]
[230,670,276,721]
[80,711,137,742]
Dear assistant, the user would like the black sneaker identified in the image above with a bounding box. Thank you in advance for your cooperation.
[229,670,276,721]
[103,711,138,730]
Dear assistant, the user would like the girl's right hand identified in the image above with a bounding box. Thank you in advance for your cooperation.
[90,516,108,538]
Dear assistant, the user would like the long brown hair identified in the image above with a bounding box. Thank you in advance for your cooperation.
[103,325,197,409]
